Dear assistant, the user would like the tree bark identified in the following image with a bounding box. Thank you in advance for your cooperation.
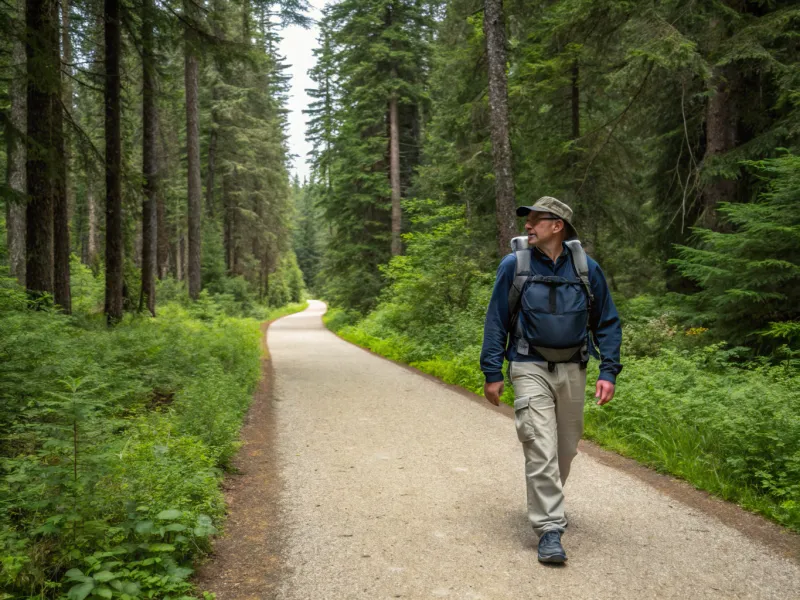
[702,63,739,229]
[156,113,169,279]
[25,0,59,298]
[53,0,71,312]
[184,0,202,300]
[85,177,97,267]
[104,0,123,323]
[6,0,26,285]
[141,0,157,315]
[205,125,217,217]
[52,99,71,312]
[156,189,168,279]
[223,172,233,273]
[389,93,402,256]
[483,0,516,257]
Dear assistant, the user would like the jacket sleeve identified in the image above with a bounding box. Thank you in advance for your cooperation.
[480,254,517,383]
[587,259,623,384]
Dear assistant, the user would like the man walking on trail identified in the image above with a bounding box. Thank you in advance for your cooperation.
[480,196,622,564]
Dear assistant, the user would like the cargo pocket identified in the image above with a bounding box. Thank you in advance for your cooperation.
[513,397,536,443]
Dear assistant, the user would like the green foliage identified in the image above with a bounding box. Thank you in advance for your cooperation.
[0,271,305,599]
[265,250,306,308]
[584,347,800,531]
[671,155,800,348]
[70,255,105,315]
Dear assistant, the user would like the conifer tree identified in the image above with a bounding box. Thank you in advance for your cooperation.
[185,0,202,300]
[483,0,515,256]
[141,0,158,315]
[25,0,61,299]
[6,0,26,284]
[671,155,800,346]
[104,0,122,322]
[312,0,433,310]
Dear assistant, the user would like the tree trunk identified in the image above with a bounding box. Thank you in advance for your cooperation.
[206,124,217,217]
[184,0,202,300]
[85,177,97,267]
[53,0,71,312]
[389,93,402,256]
[25,0,59,298]
[483,0,516,257]
[52,100,71,313]
[702,63,739,229]
[156,107,170,279]
[6,0,26,285]
[156,188,168,279]
[141,0,157,315]
[223,172,233,273]
[179,233,186,281]
[104,0,123,323]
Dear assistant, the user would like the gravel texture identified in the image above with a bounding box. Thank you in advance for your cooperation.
[269,301,799,600]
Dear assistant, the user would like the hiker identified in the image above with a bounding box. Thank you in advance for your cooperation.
[480,196,622,564]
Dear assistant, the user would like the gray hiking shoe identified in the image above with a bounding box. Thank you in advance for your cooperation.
[537,531,567,564]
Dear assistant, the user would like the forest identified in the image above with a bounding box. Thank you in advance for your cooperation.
[1,0,799,597]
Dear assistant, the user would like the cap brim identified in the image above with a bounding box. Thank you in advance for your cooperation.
[515,205,550,217]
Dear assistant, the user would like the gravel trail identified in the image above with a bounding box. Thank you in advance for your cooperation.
[269,300,799,600]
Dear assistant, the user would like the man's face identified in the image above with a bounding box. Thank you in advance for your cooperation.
[524,211,563,246]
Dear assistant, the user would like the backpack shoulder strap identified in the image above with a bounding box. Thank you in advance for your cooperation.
[564,239,594,303]
[508,236,530,321]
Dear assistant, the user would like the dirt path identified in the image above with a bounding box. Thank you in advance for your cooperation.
[200,301,799,600]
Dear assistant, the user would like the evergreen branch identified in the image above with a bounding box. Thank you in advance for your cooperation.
[61,66,104,94]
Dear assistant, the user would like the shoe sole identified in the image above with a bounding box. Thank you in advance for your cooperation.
[538,553,567,564]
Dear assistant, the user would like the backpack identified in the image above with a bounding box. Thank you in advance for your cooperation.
[507,236,594,368]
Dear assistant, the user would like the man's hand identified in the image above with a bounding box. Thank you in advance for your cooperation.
[484,381,504,406]
[595,380,615,405]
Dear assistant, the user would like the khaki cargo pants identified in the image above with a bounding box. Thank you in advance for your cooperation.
[509,360,587,537]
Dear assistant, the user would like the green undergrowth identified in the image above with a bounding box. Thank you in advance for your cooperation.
[0,269,306,600]
[324,301,800,533]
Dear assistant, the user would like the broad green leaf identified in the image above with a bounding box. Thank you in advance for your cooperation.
[94,586,113,599]
[67,581,95,600]
[148,543,175,552]
[122,582,140,595]
[65,568,86,581]
[156,509,182,520]
[135,520,154,534]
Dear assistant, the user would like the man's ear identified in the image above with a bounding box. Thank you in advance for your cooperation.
[553,219,565,234]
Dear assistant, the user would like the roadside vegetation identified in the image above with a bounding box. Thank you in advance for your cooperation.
[0,261,305,599]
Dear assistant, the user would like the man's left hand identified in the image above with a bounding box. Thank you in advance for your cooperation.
[595,380,615,405]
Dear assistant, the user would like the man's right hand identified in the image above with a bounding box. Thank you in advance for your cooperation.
[484,381,504,406]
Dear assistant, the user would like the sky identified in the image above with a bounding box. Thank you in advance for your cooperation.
[278,0,327,184]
